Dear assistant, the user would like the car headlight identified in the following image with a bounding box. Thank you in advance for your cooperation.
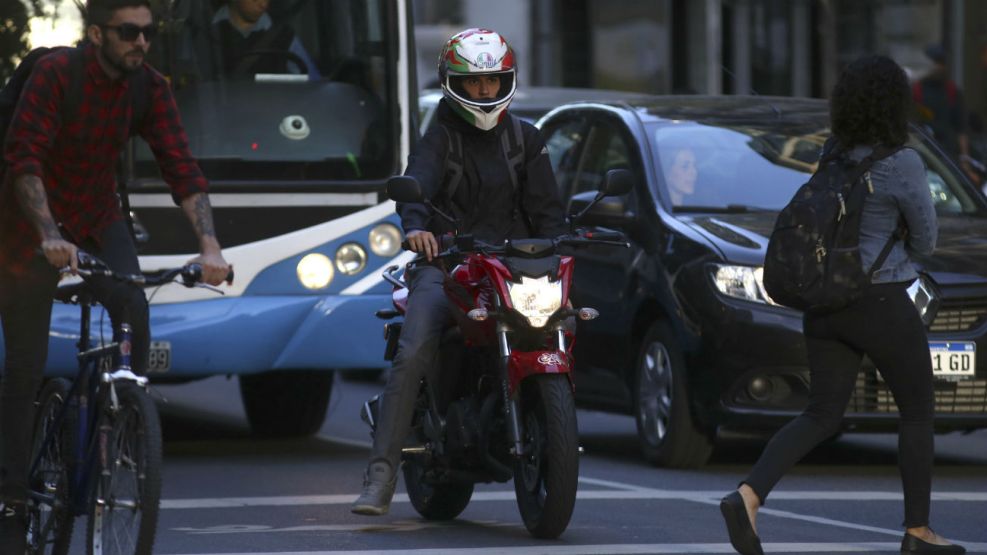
[507,276,563,328]
[297,253,334,289]
[369,223,402,257]
[335,243,368,275]
[906,274,939,326]
[710,264,777,305]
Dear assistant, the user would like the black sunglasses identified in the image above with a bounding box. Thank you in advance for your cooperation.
[103,23,157,42]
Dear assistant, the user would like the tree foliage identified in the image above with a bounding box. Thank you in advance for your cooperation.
[0,0,43,82]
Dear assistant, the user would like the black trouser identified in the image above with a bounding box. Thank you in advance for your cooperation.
[0,220,149,504]
[743,282,935,528]
[368,265,454,473]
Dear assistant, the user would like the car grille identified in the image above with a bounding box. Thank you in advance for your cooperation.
[847,372,987,413]
[929,302,987,332]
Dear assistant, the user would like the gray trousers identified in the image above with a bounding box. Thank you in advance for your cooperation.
[368,265,455,473]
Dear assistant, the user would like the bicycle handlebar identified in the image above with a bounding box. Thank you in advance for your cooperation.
[72,251,235,289]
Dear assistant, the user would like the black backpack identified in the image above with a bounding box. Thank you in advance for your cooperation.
[437,114,529,232]
[762,143,905,314]
[1,46,149,236]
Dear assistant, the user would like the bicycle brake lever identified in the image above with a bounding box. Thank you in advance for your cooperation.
[195,283,226,295]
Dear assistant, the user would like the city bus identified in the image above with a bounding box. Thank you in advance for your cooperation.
[6,0,419,437]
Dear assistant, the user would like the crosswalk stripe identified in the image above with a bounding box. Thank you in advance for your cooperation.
[160,488,987,510]
[160,542,987,555]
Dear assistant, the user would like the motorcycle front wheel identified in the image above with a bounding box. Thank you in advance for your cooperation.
[403,459,474,520]
[513,374,579,539]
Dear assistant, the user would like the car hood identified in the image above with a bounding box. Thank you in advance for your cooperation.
[683,211,987,286]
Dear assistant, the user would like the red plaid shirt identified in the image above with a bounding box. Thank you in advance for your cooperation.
[0,43,207,275]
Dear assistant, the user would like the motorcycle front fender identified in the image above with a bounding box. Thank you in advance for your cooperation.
[506,350,572,394]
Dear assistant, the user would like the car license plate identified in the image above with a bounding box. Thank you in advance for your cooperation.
[929,342,975,379]
[148,341,171,374]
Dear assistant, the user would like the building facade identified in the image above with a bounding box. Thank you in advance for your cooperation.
[415,0,985,120]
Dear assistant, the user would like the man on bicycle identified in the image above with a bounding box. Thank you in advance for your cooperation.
[0,0,230,548]
[351,28,567,516]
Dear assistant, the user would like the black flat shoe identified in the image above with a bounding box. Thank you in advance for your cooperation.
[901,533,966,554]
[719,491,764,555]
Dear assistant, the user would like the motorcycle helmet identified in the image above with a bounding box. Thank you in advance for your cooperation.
[438,28,517,131]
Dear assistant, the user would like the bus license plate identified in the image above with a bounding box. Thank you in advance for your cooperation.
[929,342,975,379]
[148,341,171,374]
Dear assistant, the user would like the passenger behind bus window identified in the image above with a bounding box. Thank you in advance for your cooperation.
[211,0,320,79]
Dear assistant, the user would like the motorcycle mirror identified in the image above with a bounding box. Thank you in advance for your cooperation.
[387,174,460,228]
[386,175,425,203]
[601,169,634,196]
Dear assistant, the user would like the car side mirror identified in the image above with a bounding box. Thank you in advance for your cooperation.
[601,168,634,197]
[386,175,424,203]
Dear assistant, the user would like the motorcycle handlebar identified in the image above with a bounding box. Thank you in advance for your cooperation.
[400,231,629,267]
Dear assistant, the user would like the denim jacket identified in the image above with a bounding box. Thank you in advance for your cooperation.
[847,145,938,283]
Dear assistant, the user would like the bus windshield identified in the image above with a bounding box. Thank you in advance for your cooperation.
[137,0,395,181]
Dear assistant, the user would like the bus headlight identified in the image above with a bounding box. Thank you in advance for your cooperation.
[508,276,563,328]
[335,243,368,275]
[369,224,402,257]
[297,253,334,289]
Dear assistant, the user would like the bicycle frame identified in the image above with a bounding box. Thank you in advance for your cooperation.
[28,290,146,520]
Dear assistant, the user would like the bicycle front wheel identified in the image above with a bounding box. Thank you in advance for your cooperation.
[86,383,162,555]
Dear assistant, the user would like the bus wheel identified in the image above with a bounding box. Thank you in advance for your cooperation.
[239,370,334,437]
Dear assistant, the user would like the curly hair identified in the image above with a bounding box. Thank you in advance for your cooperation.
[829,55,911,147]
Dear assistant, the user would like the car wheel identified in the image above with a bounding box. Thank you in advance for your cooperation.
[633,321,713,468]
[240,370,334,437]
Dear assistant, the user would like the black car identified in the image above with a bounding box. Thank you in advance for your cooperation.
[537,95,987,468]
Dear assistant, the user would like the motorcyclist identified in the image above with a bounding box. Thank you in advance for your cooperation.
[351,28,568,516]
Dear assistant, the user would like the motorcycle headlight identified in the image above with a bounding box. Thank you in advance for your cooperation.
[507,276,563,328]
[710,264,777,305]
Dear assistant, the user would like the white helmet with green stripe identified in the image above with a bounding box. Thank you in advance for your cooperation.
[438,28,517,131]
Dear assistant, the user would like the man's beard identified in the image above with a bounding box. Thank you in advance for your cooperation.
[102,41,145,74]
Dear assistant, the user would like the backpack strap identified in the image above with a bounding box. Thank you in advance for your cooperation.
[438,123,464,205]
[867,218,907,279]
[119,67,151,241]
[500,114,525,192]
[912,81,923,105]
[127,68,150,138]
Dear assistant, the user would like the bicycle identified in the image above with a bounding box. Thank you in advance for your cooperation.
[26,251,231,555]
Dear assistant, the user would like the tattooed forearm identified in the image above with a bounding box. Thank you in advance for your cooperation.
[14,174,61,239]
[181,192,217,240]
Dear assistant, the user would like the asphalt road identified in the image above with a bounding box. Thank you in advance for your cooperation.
[64,373,987,555]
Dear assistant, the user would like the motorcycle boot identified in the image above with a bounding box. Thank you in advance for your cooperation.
[0,501,28,553]
[351,461,397,516]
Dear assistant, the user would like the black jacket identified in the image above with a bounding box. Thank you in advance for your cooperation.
[397,100,567,243]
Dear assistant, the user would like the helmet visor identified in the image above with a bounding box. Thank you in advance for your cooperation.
[446,71,516,112]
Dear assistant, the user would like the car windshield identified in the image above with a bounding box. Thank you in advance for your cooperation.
[135,0,393,179]
[647,122,982,216]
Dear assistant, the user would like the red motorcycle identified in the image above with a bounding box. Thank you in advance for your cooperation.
[363,170,631,538]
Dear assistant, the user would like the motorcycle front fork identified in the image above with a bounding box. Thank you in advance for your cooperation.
[500,326,567,457]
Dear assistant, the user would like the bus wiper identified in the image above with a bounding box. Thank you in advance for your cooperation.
[673,204,775,214]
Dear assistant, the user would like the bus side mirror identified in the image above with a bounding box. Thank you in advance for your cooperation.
[386,176,424,203]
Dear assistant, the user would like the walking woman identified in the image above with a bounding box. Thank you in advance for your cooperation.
[719,55,965,555]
